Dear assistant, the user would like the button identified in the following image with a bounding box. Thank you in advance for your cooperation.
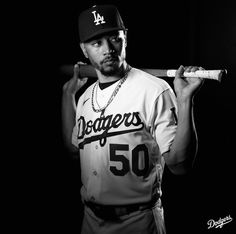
[91,196,95,201]
[93,171,97,176]
[95,145,98,149]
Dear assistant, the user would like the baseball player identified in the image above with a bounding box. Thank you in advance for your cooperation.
[61,5,204,234]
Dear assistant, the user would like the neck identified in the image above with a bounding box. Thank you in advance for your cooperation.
[96,61,129,83]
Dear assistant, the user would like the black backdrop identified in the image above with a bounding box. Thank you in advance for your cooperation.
[20,0,235,233]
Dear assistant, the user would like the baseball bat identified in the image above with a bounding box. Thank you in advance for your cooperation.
[60,64,226,82]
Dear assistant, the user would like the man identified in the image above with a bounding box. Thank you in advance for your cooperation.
[62,4,204,234]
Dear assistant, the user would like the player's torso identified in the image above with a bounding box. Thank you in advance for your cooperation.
[76,69,167,205]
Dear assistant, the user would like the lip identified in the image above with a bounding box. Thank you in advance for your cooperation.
[103,60,115,65]
[103,58,117,66]
[103,56,117,64]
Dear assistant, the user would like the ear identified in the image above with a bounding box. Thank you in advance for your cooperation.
[124,31,128,47]
[80,43,88,58]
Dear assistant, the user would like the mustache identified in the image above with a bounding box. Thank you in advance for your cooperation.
[102,55,118,64]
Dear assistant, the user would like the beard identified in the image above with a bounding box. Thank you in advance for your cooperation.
[100,61,120,76]
[91,56,123,76]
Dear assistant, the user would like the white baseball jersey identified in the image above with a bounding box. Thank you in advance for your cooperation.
[72,67,177,206]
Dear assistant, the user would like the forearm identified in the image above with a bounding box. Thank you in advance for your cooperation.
[61,64,88,154]
[61,92,78,153]
[164,97,198,174]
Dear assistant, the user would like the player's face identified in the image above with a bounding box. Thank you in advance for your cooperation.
[80,30,127,76]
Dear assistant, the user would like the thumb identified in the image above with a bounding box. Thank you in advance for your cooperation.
[175,65,185,79]
[73,64,80,79]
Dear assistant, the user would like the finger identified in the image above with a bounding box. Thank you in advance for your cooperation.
[81,77,88,84]
[176,65,185,78]
[186,66,203,73]
[191,66,198,72]
[76,61,87,65]
[78,77,88,88]
[197,77,205,89]
[185,66,195,72]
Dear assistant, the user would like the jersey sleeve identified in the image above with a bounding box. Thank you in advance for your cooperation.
[149,88,178,155]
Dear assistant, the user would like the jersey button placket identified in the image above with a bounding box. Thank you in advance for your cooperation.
[93,170,97,176]
[92,146,98,175]
[93,145,99,175]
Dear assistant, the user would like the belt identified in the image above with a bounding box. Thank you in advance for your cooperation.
[84,198,158,220]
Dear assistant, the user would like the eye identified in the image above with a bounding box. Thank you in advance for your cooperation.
[91,40,101,47]
[110,36,121,43]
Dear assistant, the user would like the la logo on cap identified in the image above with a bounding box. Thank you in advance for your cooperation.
[92,10,106,25]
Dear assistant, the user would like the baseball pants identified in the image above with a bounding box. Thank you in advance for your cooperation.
[81,202,166,234]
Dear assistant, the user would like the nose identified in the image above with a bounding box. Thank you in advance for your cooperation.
[102,39,114,55]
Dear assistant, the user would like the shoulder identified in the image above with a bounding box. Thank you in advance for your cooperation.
[80,81,96,98]
[128,67,173,95]
[76,81,96,107]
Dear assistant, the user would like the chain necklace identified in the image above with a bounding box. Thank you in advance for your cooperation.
[91,65,132,116]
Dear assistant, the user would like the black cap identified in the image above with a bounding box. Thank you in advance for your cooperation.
[78,5,127,42]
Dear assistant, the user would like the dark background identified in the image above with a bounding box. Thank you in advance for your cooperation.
[16,0,235,233]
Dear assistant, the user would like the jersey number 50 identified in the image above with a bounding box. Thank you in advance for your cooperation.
[110,144,149,177]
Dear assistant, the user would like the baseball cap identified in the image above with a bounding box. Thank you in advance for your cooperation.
[78,5,127,42]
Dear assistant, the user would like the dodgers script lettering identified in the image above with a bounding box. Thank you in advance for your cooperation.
[77,112,144,148]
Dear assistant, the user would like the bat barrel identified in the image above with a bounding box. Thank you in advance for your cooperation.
[60,64,97,77]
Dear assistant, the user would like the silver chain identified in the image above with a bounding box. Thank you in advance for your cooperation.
[91,65,132,114]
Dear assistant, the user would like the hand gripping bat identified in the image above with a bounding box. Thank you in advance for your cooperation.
[60,64,227,82]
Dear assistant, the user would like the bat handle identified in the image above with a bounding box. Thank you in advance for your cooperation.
[166,69,226,82]
[144,68,226,82]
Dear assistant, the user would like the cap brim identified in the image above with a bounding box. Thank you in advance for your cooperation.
[81,27,128,42]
